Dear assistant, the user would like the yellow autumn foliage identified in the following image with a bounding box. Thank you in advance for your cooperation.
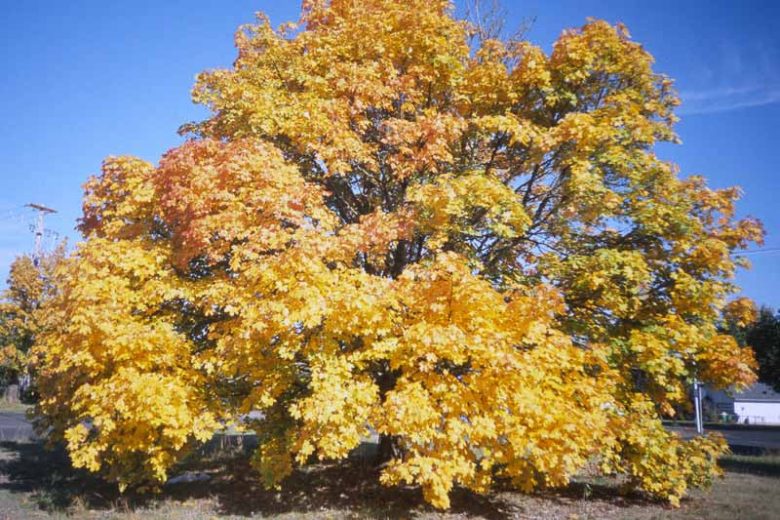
[33,0,763,510]
[0,247,64,388]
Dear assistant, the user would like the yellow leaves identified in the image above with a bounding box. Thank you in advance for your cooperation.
[379,379,441,444]
[685,238,732,275]
[0,344,26,374]
[33,0,763,511]
[381,455,464,509]
[459,39,514,110]
[626,327,688,409]
[58,369,219,487]
[363,251,616,506]
[65,423,102,473]
[80,156,155,239]
[194,0,469,172]
[408,173,530,247]
[252,433,294,490]
[289,355,378,462]
[472,113,542,149]
[1,248,65,385]
[670,269,721,319]
[723,297,758,328]
[508,42,552,96]
[548,249,651,320]
[697,334,757,391]
[604,403,729,506]
[551,20,656,99]
[32,238,221,491]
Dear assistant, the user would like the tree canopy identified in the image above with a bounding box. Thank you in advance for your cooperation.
[33,0,762,508]
[0,248,62,391]
[726,305,780,392]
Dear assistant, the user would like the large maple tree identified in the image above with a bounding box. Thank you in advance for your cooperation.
[34,0,762,508]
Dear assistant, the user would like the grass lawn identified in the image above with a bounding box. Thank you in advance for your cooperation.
[0,440,778,519]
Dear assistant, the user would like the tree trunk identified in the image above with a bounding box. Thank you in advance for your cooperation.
[374,363,402,466]
[375,433,402,466]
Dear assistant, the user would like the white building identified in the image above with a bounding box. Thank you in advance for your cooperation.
[704,382,780,425]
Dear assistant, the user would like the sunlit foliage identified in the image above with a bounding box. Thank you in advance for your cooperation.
[0,248,63,391]
[34,0,762,508]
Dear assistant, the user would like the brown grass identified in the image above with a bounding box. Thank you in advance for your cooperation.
[0,440,778,519]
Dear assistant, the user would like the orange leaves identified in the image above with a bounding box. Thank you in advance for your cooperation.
[338,208,415,259]
[382,113,466,179]
[156,138,333,267]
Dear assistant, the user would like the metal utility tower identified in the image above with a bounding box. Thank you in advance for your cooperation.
[26,203,57,266]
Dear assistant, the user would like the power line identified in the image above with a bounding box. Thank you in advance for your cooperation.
[0,206,31,225]
[0,205,26,214]
[732,248,780,256]
[43,229,61,252]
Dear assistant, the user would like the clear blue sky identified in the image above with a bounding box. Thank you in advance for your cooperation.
[1,1,779,307]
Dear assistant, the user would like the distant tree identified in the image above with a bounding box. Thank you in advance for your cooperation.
[748,308,780,391]
[0,247,64,397]
[727,305,780,392]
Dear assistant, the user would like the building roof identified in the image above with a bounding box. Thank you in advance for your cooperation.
[734,382,780,403]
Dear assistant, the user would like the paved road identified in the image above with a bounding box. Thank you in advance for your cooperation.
[0,412,34,442]
[669,426,780,450]
[1,412,778,450]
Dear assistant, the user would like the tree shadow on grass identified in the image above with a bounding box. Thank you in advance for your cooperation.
[0,439,508,518]
[0,439,512,518]
[0,439,697,519]
[0,440,122,513]
[202,458,516,519]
